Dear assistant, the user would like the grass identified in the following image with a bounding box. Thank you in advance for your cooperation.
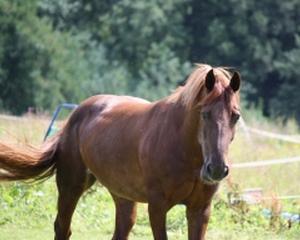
[229,130,300,196]
[1,226,299,240]
[0,113,300,239]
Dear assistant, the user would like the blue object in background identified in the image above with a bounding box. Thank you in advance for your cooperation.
[44,103,78,141]
[262,209,300,223]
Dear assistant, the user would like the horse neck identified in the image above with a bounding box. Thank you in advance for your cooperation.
[154,99,202,162]
[181,106,203,160]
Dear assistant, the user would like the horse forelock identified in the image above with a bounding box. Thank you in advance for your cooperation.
[167,64,237,110]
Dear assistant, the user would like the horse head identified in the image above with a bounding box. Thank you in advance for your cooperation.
[198,68,241,184]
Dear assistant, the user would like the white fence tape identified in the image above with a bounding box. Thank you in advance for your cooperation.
[246,127,300,144]
[232,118,300,200]
[262,195,300,200]
[239,117,300,144]
[232,156,300,169]
[234,119,300,168]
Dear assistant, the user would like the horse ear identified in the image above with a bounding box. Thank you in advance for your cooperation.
[205,69,215,92]
[230,71,241,92]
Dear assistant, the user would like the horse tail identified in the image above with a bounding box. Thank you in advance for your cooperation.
[0,133,60,182]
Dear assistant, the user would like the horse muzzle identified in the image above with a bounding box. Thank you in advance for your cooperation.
[200,161,229,184]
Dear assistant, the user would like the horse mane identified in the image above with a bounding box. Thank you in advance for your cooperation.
[167,64,234,110]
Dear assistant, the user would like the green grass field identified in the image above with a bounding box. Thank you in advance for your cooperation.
[1,225,299,240]
[0,114,300,239]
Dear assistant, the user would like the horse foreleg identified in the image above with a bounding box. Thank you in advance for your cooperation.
[111,194,137,240]
[148,200,169,240]
[186,203,211,240]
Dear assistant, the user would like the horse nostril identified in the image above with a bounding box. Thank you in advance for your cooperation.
[206,163,213,175]
[224,165,229,177]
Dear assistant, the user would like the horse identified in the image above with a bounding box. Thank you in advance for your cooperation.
[0,64,241,240]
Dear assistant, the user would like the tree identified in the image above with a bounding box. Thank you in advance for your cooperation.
[40,0,191,96]
[0,0,109,113]
[186,0,300,123]
[1,0,300,126]
[0,0,41,113]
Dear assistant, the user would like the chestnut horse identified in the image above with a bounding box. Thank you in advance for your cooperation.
[0,64,241,240]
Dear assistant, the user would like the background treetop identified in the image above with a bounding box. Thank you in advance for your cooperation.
[0,0,300,124]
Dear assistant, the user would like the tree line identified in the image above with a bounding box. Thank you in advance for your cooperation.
[1,0,300,124]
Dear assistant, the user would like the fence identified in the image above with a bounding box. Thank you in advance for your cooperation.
[228,118,300,203]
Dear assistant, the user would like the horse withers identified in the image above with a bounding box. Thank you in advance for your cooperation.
[0,64,241,240]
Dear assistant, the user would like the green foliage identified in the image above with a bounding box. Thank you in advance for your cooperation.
[187,0,300,124]
[1,0,300,126]
[272,35,300,123]
[1,181,299,239]
[39,0,191,99]
[80,41,131,96]
[0,0,40,113]
[134,43,191,100]
[0,0,89,113]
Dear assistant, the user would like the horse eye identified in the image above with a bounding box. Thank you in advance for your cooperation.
[232,113,240,124]
[202,111,211,120]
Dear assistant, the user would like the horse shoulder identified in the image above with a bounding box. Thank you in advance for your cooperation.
[138,102,198,203]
